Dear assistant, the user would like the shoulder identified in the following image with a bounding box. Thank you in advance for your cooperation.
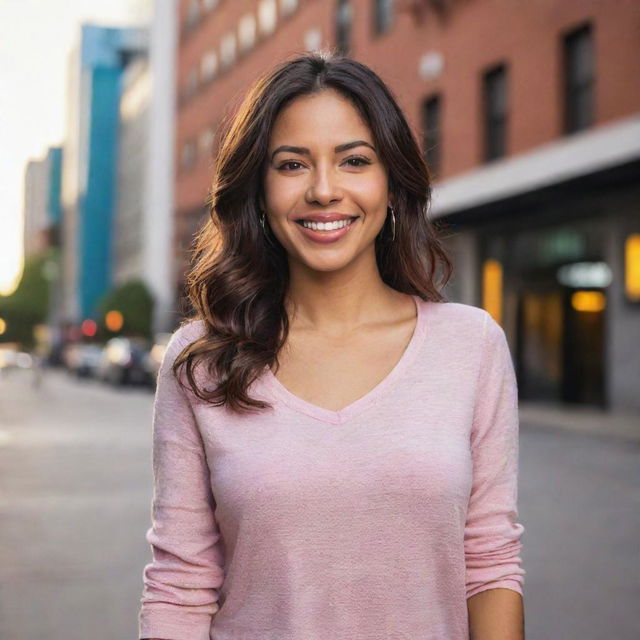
[163,318,208,363]
[424,300,491,334]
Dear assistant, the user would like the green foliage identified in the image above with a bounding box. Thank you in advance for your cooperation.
[96,278,155,340]
[0,248,56,348]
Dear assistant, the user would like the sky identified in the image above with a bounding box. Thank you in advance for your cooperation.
[0,0,150,295]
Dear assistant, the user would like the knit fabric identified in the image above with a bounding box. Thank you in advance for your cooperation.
[138,296,525,640]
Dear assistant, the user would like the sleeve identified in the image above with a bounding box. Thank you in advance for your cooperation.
[138,328,225,640]
[464,312,526,599]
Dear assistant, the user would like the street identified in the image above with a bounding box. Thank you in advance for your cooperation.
[1,366,638,640]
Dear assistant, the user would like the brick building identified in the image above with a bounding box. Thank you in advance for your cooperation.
[174,0,640,414]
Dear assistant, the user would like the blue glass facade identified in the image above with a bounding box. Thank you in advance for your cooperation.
[46,147,63,226]
[76,24,146,320]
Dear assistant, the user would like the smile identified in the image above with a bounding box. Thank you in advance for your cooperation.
[294,216,359,244]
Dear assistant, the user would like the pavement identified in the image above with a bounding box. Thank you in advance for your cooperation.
[519,400,640,443]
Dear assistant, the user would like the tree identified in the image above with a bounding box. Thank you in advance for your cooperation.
[96,279,155,340]
[0,249,54,348]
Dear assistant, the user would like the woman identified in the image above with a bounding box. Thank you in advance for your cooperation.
[139,51,525,640]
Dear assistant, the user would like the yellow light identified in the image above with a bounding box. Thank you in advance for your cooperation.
[482,259,503,324]
[0,318,6,335]
[105,310,124,332]
[571,291,605,312]
[625,234,640,301]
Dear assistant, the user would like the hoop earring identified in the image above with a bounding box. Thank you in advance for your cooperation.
[389,205,396,241]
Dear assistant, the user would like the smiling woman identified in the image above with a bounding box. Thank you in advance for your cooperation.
[138,50,525,640]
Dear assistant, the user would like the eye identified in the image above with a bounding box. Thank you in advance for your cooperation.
[277,161,304,171]
[344,156,372,167]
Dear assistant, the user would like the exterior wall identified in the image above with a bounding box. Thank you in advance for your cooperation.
[61,44,81,325]
[79,64,122,320]
[46,147,63,229]
[144,0,179,333]
[116,58,149,284]
[23,157,51,257]
[604,188,640,412]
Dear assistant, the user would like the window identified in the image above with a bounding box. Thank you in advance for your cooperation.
[238,13,257,53]
[258,0,277,37]
[199,126,216,158]
[304,26,322,51]
[373,0,394,36]
[280,0,298,18]
[185,67,198,99]
[200,50,218,83]
[563,23,594,134]
[181,140,197,171]
[336,0,353,56]
[482,64,508,161]
[220,32,237,70]
[422,94,441,177]
[186,0,200,30]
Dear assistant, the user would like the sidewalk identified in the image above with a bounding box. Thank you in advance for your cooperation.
[519,400,640,443]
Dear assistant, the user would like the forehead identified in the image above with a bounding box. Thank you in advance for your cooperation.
[269,90,372,146]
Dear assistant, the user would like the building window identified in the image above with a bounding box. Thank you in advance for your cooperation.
[220,32,237,70]
[280,0,299,18]
[185,67,198,99]
[199,126,216,159]
[200,50,218,83]
[482,64,508,162]
[181,140,197,171]
[304,26,322,51]
[258,0,277,37]
[202,0,219,12]
[563,23,594,134]
[422,94,441,177]
[186,0,200,30]
[238,13,257,53]
[336,0,353,56]
[373,0,394,36]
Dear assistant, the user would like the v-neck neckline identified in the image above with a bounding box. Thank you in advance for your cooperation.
[261,294,429,424]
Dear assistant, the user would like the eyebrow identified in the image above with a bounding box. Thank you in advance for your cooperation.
[270,140,376,162]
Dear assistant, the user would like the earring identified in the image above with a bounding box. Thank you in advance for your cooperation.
[259,210,266,231]
[389,205,396,241]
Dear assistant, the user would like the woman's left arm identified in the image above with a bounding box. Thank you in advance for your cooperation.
[467,587,524,640]
[465,313,526,639]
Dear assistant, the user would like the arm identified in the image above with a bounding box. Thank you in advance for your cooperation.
[138,329,225,640]
[467,587,524,640]
[465,314,526,639]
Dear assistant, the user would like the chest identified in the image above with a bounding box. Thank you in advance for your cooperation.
[271,320,417,412]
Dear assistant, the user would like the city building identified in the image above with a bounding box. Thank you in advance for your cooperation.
[174,0,640,413]
[60,23,148,330]
[23,147,62,257]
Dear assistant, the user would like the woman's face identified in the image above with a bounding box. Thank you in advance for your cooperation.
[262,89,392,273]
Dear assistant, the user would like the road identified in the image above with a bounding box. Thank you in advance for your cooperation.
[0,366,638,640]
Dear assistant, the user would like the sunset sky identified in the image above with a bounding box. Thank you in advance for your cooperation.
[0,0,149,295]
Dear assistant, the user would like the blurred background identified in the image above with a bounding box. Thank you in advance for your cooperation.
[0,0,638,638]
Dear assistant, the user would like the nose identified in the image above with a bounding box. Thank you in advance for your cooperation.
[305,161,342,206]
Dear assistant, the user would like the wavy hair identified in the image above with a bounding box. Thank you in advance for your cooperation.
[174,50,453,414]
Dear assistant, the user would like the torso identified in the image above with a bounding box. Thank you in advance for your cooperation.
[271,294,419,412]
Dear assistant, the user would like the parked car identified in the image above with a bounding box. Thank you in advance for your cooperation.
[63,343,103,378]
[97,337,152,387]
[143,332,173,388]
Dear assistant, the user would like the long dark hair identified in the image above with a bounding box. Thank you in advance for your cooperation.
[174,50,453,414]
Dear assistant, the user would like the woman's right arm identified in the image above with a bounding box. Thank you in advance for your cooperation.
[138,327,225,640]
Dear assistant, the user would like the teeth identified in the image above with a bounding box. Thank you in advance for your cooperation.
[301,218,354,231]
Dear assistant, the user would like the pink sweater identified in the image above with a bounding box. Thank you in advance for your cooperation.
[138,296,525,640]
